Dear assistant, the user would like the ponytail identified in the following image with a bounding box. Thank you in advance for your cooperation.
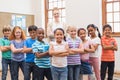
[96,27,101,38]
[87,24,101,38]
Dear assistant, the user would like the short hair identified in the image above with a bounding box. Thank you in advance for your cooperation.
[28,25,38,32]
[52,7,59,12]
[2,25,11,33]
[103,24,112,31]
[9,26,26,40]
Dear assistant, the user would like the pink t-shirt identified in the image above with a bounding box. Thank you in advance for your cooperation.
[81,39,91,61]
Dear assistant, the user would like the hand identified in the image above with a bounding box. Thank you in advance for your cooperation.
[35,53,40,58]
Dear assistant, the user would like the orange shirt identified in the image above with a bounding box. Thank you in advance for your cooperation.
[101,36,117,61]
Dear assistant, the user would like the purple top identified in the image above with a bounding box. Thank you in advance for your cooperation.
[66,37,81,65]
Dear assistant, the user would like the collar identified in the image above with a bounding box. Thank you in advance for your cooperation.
[3,37,8,40]
[55,40,65,45]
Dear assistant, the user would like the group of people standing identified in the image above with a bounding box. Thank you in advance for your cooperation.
[0,7,118,80]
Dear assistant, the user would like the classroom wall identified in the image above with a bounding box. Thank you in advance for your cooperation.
[0,0,120,73]
[66,0,120,73]
[0,0,35,14]
[66,0,102,32]
[0,0,36,70]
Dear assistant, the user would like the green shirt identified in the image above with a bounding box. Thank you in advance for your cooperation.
[0,38,11,59]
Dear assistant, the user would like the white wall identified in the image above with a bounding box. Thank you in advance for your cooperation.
[66,0,102,33]
[114,37,120,73]
[0,0,35,14]
[34,0,45,29]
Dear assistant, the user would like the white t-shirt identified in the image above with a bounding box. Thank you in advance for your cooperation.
[51,41,68,67]
[47,21,66,37]
[88,37,101,57]
[52,22,64,32]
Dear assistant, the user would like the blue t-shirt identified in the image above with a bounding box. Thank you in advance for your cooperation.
[24,38,36,62]
[32,40,50,68]
[11,40,25,61]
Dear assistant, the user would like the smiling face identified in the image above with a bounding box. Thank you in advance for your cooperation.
[3,31,11,39]
[53,9,60,19]
[69,27,77,39]
[29,30,37,39]
[78,29,86,41]
[14,28,22,39]
[54,29,64,43]
[87,26,96,37]
[37,28,44,41]
[103,27,112,37]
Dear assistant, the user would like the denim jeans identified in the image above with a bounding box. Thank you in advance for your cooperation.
[11,60,25,80]
[51,66,68,80]
[2,58,13,80]
[68,65,80,80]
[35,65,52,80]
[24,62,38,80]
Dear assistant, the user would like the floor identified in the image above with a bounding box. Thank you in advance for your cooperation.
[0,70,120,80]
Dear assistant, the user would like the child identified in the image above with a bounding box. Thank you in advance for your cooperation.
[101,24,118,80]
[66,26,84,80]
[77,28,95,80]
[0,25,13,80]
[9,26,26,80]
[23,25,38,80]
[32,28,52,80]
[87,24,101,80]
[49,28,69,80]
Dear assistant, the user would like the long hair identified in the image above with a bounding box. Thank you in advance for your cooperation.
[9,26,26,40]
[87,24,101,38]
[54,28,66,41]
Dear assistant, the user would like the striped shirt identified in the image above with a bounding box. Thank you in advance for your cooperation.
[66,37,81,65]
[32,40,50,68]
[101,36,117,61]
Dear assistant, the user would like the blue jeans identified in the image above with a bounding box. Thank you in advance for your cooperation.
[35,65,52,80]
[51,66,68,80]
[68,65,80,80]
[24,62,38,80]
[2,58,13,80]
[11,60,25,80]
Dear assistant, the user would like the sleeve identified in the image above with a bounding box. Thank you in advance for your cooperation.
[24,40,27,47]
[0,38,4,46]
[101,37,105,45]
[113,38,117,46]
[95,37,101,45]
[32,43,38,53]
[10,40,14,45]
[47,22,53,37]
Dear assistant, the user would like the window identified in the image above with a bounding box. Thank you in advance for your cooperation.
[102,0,120,36]
[44,0,66,36]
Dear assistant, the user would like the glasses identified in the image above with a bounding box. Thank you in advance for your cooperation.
[53,13,59,15]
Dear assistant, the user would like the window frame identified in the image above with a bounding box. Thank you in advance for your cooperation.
[44,0,66,37]
[102,0,120,36]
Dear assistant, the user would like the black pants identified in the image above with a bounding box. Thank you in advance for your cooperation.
[35,65,53,80]
[100,61,114,80]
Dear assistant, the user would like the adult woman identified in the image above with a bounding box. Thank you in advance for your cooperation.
[47,7,67,41]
